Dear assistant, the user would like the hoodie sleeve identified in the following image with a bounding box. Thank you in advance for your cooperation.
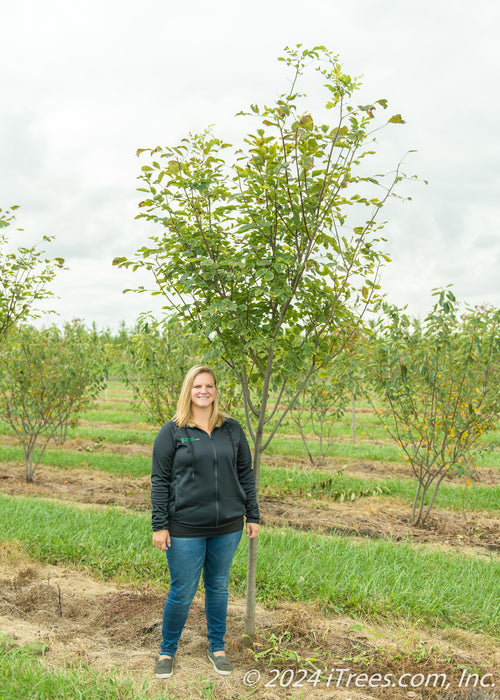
[151,421,176,532]
[233,420,260,523]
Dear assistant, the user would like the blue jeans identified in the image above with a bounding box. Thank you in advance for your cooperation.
[160,529,243,656]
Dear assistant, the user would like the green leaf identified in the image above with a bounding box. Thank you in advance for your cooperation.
[388,114,406,124]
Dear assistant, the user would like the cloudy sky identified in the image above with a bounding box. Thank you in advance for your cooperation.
[2,0,499,331]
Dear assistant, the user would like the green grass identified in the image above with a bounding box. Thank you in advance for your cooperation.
[235,528,500,637]
[260,466,391,501]
[1,443,497,513]
[0,635,171,700]
[263,434,405,462]
[1,493,498,637]
[260,465,500,512]
[2,418,497,471]
[65,425,156,445]
[0,422,154,445]
[79,408,149,424]
[0,415,151,435]
[255,432,499,467]
[0,445,151,477]
[380,475,500,512]
[2,376,498,468]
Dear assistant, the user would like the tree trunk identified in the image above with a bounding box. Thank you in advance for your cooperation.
[243,351,273,638]
[24,442,35,483]
[295,415,315,465]
[245,538,258,636]
[418,473,446,526]
[351,393,356,443]
[245,422,263,637]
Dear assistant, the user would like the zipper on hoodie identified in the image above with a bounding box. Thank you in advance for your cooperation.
[182,428,196,479]
[183,425,221,526]
[210,433,220,527]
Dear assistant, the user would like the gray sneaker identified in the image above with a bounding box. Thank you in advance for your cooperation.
[207,650,232,675]
[154,656,173,679]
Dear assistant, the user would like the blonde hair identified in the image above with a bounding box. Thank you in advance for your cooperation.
[173,365,225,430]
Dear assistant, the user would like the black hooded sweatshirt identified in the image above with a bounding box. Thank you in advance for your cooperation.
[151,417,260,534]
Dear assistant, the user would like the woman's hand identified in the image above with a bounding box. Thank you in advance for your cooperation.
[246,522,260,539]
[152,529,171,550]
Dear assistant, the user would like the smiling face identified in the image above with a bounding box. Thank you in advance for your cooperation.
[190,371,216,411]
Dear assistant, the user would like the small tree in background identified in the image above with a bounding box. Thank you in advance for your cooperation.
[288,349,354,465]
[119,316,242,426]
[0,206,65,339]
[119,316,199,425]
[364,289,500,526]
[0,322,107,482]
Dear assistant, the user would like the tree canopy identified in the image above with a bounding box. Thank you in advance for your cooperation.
[0,206,65,339]
[114,44,411,634]
[114,45,410,449]
[364,289,500,525]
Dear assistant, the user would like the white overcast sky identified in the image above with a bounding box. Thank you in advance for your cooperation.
[2,0,499,331]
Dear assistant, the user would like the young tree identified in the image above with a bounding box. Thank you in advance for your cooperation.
[117,315,242,425]
[364,290,500,526]
[0,206,65,339]
[114,45,410,634]
[118,316,199,425]
[0,322,107,482]
[288,350,353,465]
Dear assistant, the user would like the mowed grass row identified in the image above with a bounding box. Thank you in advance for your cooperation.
[260,465,500,512]
[0,444,498,513]
[0,419,417,463]
[1,493,498,637]
[0,444,149,478]
[0,420,156,446]
[2,415,499,468]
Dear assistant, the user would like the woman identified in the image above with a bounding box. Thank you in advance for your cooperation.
[151,365,260,679]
